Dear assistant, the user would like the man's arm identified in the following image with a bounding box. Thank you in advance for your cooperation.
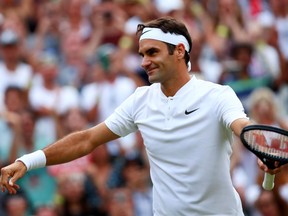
[44,122,119,165]
[230,118,251,137]
[0,122,120,194]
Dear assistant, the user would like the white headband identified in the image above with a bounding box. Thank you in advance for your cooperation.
[139,27,190,52]
[139,27,191,71]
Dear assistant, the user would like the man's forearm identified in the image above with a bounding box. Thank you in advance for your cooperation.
[16,122,119,170]
[43,129,95,166]
[16,130,94,170]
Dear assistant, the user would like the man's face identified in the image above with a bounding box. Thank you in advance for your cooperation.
[139,39,177,84]
[1,44,19,62]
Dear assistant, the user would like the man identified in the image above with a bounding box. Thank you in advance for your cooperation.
[0,17,279,215]
[0,29,33,112]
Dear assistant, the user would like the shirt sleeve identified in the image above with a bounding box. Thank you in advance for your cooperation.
[105,92,138,137]
[216,86,249,128]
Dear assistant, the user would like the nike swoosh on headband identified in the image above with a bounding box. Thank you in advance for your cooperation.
[141,29,152,36]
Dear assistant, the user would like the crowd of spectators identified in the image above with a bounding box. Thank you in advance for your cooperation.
[0,0,287,215]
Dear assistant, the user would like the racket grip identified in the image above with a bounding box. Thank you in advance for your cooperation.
[262,173,275,190]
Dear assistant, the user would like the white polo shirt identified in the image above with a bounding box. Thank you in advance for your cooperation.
[105,76,247,216]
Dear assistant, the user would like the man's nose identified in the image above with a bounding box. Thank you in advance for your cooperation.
[141,56,151,69]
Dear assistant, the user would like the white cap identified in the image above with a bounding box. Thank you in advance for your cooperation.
[0,29,19,46]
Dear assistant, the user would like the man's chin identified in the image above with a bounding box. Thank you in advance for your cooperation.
[148,77,160,84]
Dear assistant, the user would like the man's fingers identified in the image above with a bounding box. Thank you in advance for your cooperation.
[0,171,15,194]
[7,181,20,194]
[257,159,267,171]
[0,168,11,188]
[257,159,282,174]
[274,161,280,167]
[1,162,26,194]
[1,185,6,193]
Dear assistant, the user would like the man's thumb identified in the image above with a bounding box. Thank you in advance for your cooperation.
[9,171,23,186]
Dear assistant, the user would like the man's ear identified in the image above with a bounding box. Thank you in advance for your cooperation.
[175,44,185,59]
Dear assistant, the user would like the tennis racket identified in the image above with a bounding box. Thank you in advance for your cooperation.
[240,125,288,190]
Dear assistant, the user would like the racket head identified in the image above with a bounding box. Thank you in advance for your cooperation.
[240,125,288,169]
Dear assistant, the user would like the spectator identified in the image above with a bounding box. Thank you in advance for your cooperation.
[81,44,139,156]
[34,205,58,216]
[48,108,92,177]
[107,187,134,216]
[219,42,273,108]
[28,52,80,142]
[0,29,33,111]
[57,0,96,88]
[32,0,62,59]
[12,109,57,214]
[1,189,29,216]
[0,86,25,167]
[91,1,126,45]
[85,144,124,214]
[248,87,288,128]
[246,185,288,216]
[246,17,281,89]
[189,31,223,83]
[121,152,153,216]
[55,172,100,216]
[269,0,288,62]
[49,108,108,215]
[0,0,33,21]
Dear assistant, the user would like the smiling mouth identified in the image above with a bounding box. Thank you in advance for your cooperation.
[147,68,157,75]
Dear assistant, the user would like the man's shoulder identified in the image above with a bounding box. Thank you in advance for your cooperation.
[192,77,236,100]
[135,83,157,93]
[194,77,229,91]
[129,84,158,102]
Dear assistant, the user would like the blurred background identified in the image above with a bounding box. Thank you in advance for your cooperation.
[0,0,287,215]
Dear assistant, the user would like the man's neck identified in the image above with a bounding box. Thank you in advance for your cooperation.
[161,72,191,97]
[5,61,18,72]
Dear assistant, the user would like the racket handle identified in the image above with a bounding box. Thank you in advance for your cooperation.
[262,173,275,190]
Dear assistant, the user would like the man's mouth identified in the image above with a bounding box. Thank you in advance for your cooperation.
[146,67,157,75]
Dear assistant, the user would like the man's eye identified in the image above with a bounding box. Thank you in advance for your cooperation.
[147,49,157,56]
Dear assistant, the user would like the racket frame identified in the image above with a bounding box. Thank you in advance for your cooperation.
[240,125,288,169]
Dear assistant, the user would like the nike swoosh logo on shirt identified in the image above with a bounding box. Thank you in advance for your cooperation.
[185,108,199,115]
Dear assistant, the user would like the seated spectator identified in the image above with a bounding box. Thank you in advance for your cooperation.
[219,42,273,109]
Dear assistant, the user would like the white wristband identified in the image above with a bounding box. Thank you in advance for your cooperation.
[16,150,47,171]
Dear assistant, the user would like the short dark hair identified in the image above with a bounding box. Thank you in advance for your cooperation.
[230,42,254,58]
[4,85,23,97]
[137,17,192,66]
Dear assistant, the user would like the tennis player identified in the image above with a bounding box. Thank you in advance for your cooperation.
[0,17,281,215]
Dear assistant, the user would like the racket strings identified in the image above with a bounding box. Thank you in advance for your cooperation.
[244,130,288,160]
